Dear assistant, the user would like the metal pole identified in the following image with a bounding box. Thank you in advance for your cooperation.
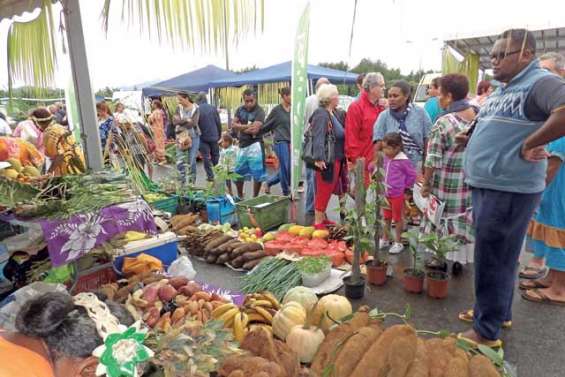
[63,0,103,171]
[222,0,232,126]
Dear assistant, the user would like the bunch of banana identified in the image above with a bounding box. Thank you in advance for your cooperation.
[211,292,281,342]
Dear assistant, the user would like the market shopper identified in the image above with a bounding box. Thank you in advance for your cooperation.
[196,92,222,182]
[354,73,365,99]
[345,72,386,186]
[421,74,476,265]
[539,51,565,77]
[520,136,565,304]
[380,133,417,254]
[373,80,432,171]
[148,99,167,165]
[231,89,267,198]
[310,84,348,227]
[261,87,292,196]
[219,132,239,196]
[174,92,200,184]
[13,110,46,153]
[0,112,11,136]
[96,101,114,152]
[303,77,330,214]
[424,77,442,123]
[0,292,133,377]
[114,102,125,114]
[470,80,493,108]
[458,29,565,347]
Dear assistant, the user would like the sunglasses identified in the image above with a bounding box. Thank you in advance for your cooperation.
[490,49,522,62]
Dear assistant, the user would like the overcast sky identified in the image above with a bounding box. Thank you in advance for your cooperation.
[1,0,564,90]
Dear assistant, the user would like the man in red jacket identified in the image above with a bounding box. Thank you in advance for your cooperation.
[345,72,386,186]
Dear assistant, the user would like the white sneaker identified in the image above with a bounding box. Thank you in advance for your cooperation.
[389,242,404,254]
[379,239,391,249]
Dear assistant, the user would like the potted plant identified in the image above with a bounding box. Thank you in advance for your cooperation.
[366,152,388,286]
[296,256,332,288]
[401,229,425,294]
[420,232,460,299]
[342,159,367,299]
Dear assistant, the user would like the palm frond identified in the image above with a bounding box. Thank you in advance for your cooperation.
[100,0,264,53]
[7,0,57,96]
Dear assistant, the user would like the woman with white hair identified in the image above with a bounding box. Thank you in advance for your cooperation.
[308,83,347,227]
[345,72,386,186]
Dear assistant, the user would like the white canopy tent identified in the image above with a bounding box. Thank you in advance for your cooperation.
[1,0,104,170]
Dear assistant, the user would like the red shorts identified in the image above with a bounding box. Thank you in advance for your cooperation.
[383,195,405,222]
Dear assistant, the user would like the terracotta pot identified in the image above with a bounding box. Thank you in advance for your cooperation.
[427,271,449,299]
[403,268,424,294]
[343,275,366,299]
[366,261,387,286]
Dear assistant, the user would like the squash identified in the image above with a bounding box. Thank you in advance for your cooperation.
[282,286,318,313]
[311,294,353,333]
[286,324,325,363]
[288,225,304,236]
[272,301,306,340]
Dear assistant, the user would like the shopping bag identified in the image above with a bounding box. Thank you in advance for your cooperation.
[412,183,445,227]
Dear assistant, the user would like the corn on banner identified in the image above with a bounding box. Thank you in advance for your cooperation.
[290,1,310,197]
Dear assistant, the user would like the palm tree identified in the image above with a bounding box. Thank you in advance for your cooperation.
[6,0,265,93]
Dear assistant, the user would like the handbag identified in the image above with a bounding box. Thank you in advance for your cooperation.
[177,130,192,151]
[302,118,335,167]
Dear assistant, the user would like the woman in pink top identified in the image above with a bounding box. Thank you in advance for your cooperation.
[380,132,417,254]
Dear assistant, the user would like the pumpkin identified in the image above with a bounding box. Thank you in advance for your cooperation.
[272,301,306,340]
[282,286,318,313]
[311,294,353,333]
[286,324,325,363]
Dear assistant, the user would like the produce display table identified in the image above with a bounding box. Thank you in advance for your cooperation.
[39,198,157,266]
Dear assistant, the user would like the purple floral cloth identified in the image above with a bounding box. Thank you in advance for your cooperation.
[40,199,157,266]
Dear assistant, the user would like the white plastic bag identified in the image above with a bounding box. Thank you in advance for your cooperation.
[167,256,196,280]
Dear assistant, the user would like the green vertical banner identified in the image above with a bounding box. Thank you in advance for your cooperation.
[290,1,311,197]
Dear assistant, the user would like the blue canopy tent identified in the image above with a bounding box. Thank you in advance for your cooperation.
[142,64,238,97]
[209,61,358,88]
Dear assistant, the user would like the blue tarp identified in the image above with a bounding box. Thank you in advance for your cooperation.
[209,61,357,88]
[142,65,237,97]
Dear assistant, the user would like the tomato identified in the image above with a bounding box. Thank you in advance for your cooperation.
[337,241,348,252]
[328,251,345,267]
[301,248,325,257]
[276,232,295,243]
[307,238,328,249]
[264,241,285,256]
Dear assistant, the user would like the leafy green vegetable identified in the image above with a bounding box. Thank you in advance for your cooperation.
[296,256,331,274]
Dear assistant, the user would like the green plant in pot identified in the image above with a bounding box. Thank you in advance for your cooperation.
[207,165,241,197]
[401,229,426,294]
[365,152,389,286]
[296,256,332,288]
[342,159,367,299]
[420,232,460,299]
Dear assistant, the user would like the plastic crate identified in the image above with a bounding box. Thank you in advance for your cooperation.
[70,263,117,295]
[236,195,290,231]
[113,232,178,275]
[207,196,236,225]
[146,194,178,214]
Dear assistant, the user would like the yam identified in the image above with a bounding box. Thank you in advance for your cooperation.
[218,239,242,253]
[172,214,198,231]
[217,253,231,265]
[405,339,430,377]
[310,309,370,375]
[386,330,418,377]
[232,242,263,257]
[426,337,458,377]
[468,355,501,377]
[348,325,416,377]
[205,235,234,252]
[333,324,383,377]
[274,338,301,377]
[206,254,219,264]
[230,255,245,268]
[243,258,264,270]
[243,250,267,261]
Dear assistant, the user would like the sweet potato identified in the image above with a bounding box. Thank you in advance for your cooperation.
[310,309,370,375]
[333,325,382,377]
[158,284,178,302]
[142,306,160,328]
[468,355,501,377]
[405,338,430,377]
[348,325,416,377]
[179,281,202,297]
[142,283,160,304]
[386,330,418,377]
[169,276,189,289]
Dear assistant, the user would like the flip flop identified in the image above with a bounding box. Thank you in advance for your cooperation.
[456,333,503,349]
[519,265,548,279]
[519,279,550,290]
[521,288,565,306]
[458,309,512,329]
